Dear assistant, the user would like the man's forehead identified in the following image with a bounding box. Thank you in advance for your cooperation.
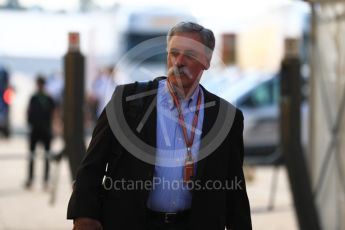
[168,33,205,52]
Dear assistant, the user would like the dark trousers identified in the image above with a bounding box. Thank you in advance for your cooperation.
[146,219,189,230]
[27,130,52,184]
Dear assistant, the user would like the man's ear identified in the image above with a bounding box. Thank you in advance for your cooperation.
[203,52,212,70]
[204,62,210,70]
[203,58,211,70]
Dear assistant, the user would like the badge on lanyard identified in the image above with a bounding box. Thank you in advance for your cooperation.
[184,147,194,183]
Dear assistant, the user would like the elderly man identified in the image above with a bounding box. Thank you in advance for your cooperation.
[68,22,252,230]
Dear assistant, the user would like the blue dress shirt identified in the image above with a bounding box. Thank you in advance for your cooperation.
[146,79,204,212]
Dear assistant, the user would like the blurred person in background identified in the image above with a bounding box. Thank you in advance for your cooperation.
[0,65,11,137]
[25,75,55,190]
[46,71,64,108]
[46,71,64,136]
[91,66,117,118]
[68,22,251,230]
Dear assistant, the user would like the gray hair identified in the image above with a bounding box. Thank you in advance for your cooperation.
[167,22,215,54]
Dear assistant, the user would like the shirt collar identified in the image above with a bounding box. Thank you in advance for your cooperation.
[161,80,200,111]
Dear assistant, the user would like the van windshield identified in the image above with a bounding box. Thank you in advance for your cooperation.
[125,33,167,64]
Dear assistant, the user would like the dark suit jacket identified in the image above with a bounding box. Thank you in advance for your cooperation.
[67,77,252,230]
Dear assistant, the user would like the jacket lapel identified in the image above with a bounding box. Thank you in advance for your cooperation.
[194,85,219,181]
[136,78,161,176]
[137,78,219,180]
[140,82,158,149]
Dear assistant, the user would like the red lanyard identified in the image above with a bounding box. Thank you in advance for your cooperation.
[166,79,202,182]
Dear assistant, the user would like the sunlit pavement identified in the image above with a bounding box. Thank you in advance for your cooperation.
[0,135,297,230]
[246,167,298,230]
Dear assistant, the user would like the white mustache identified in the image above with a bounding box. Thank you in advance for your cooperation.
[167,66,192,79]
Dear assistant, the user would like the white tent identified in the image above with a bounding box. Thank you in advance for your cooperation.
[308,0,345,229]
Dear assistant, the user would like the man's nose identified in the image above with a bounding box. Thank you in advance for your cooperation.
[174,54,185,67]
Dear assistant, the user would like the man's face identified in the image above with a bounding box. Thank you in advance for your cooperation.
[167,32,211,96]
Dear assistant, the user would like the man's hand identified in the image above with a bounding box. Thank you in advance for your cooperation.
[73,218,103,230]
